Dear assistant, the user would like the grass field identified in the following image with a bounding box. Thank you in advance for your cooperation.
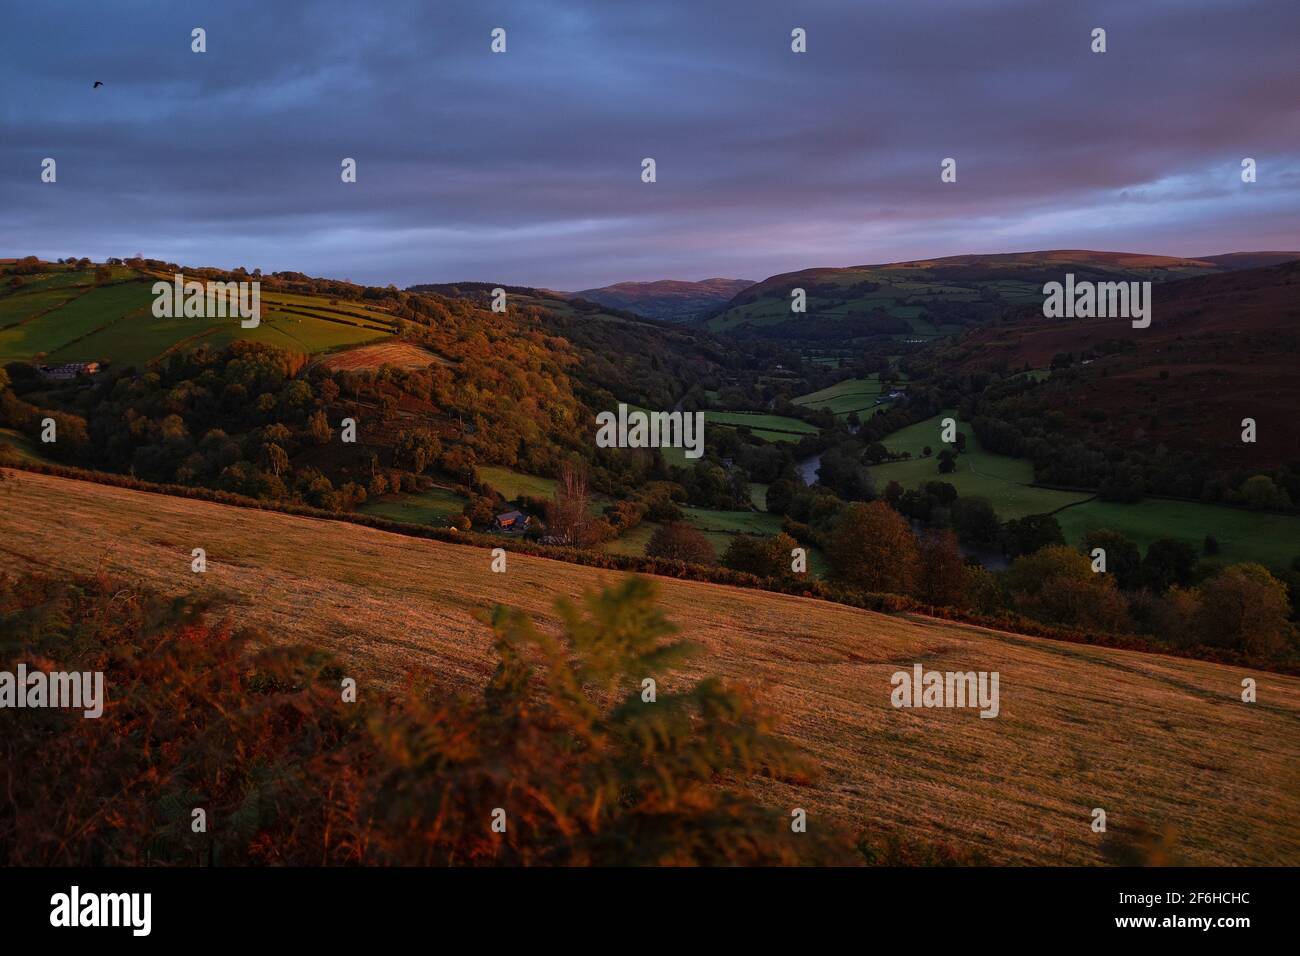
[705,410,819,441]
[793,375,889,417]
[1056,498,1300,571]
[477,466,558,501]
[0,282,150,361]
[314,341,451,371]
[872,411,1299,568]
[0,271,395,366]
[3,468,1297,865]
[868,411,1091,520]
[358,485,468,527]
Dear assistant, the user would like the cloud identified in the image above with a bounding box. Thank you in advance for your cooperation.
[1,0,1297,288]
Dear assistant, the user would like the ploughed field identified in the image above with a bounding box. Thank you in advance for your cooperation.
[2,469,1297,865]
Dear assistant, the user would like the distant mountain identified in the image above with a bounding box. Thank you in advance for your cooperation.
[703,250,1242,343]
[566,278,756,322]
[1193,251,1300,270]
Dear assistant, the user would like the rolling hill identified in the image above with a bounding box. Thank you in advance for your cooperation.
[0,265,397,366]
[567,278,756,322]
[3,468,1296,866]
[938,259,1300,471]
[703,249,1299,345]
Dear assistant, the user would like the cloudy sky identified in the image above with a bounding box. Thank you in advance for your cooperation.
[3,0,1297,289]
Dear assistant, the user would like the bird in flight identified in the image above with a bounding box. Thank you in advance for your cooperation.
[92,81,103,88]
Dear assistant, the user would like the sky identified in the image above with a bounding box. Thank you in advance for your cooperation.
[2,0,1298,290]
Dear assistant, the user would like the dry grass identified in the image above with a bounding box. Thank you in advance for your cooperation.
[2,469,1297,865]
[313,340,450,371]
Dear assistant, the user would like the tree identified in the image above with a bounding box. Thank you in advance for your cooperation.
[546,463,601,548]
[1239,475,1292,511]
[1194,564,1295,656]
[722,532,798,579]
[1005,545,1129,631]
[395,428,440,473]
[1001,513,1064,558]
[307,409,332,446]
[1141,538,1199,592]
[826,501,920,595]
[915,530,968,607]
[952,496,1000,547]
[1082,528,1142,590]
[764,478,800,515]
[937,449,957,474]
[646,522,717,565]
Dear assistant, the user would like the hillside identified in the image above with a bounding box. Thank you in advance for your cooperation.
[704,250,1280,344]
[0,264,397,366]
[938,260,1300,470]
[3,468,1297,866]
[567,278,756,322]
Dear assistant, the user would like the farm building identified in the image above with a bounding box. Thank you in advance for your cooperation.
[492,511,531,533]
[39,362,100,380]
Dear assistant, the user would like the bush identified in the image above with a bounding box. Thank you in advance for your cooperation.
[646,522,717,566]
[722,532,799,579]
[0,571,846,866]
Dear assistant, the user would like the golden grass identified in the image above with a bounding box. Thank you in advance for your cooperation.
[313,340,450,371]
[2,469,1297,865]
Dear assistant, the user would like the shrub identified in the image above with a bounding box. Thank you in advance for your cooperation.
[646,522,717,566]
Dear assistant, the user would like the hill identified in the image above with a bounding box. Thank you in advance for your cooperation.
[567,278,756,322]
[703,250,1286,345]
[937,259,1300,472]
[3,468,1296,866]
[0,265,398,367]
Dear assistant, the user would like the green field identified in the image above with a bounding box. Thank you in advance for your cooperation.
[1055,498,1300,572]
[0,282,151,361]
[868,410,1092,520]
[477,466,558,501]
[0,287,85,325]
[793,376,883,414]
[705,410,817,442]
[358,485,468,527]
[872,410,1299,569]
[0,273,393,366]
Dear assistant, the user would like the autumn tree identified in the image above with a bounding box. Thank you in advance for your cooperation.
[722,532,799,579]
[307,409,332,446]
[1194,563,1296,656]
[395,427,440,473]
[546,463,600,547]
[646,522,717,566]
[915,529,969,607]
[826,501,920,595]
[1004,545,1129,631]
